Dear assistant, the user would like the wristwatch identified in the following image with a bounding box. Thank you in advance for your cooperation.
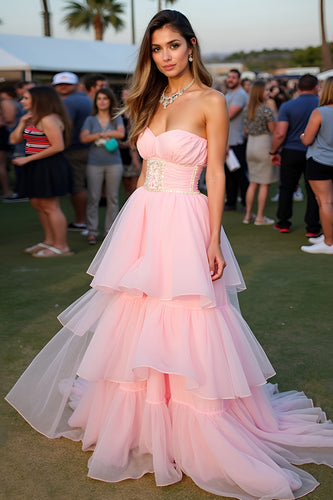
[269,151,279,155]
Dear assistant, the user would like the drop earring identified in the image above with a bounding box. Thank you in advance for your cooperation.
[189,54,193,62]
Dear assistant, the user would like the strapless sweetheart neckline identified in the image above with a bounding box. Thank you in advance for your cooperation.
[147,127,207,142]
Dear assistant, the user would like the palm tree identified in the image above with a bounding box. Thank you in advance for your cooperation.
[41,0,52,37]
[320,0,333,70]
[62,0,125,41]
[130,0,135,44]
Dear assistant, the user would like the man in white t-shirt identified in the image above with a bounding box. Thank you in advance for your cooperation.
[224,69,249,211]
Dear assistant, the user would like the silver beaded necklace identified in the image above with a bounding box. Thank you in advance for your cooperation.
[159,79,195,109]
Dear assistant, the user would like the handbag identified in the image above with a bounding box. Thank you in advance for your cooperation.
[104,137,118,152]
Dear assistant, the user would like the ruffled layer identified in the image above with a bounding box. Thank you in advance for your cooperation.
[5,182,333,498]
[5,287,333,499]
[87,187,245,308]
[58,289,275,399]
[60,372,332,499]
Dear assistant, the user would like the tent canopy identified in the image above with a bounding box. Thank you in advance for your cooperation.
[0,34,138,75]
[317,69,333,80]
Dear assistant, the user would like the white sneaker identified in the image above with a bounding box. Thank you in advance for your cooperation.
[308,234,324,244]
[301,241,333,254]
[293,187,304,202]
[254,216,275,226]
[271,192,279,202]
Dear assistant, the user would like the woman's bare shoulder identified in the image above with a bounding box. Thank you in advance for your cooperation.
[196,86,226,107]
[38,114,64,130]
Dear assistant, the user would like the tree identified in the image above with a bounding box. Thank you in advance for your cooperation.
[41,0,52,37]
[130,0,135,44]
[62,0,125,41]
[320,0,333,70]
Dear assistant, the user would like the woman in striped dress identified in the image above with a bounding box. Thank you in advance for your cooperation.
[10,86,73,257]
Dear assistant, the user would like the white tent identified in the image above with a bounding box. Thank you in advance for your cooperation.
[0,34,138,79]
[317,69,333,80]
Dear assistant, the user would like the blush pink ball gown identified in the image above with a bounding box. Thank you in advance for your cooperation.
[6,128,333,499]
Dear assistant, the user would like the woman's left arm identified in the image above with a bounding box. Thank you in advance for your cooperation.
[205,90,229,281]
[12,115,65,166]
[300,109,322,146]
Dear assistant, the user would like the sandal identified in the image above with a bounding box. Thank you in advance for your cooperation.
[24,242,49,254]
[254,216,275,226]
[32,244,74,258]
[242,215,255,224]
[87,235,97,245]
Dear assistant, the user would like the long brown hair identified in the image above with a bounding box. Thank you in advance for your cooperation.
[124,10,212,145]
[247,80,266,121]
[29,86,72,147]
[319,77,333,106]
[92,88,118,117]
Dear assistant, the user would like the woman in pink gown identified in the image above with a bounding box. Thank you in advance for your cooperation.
[5,10,333,499]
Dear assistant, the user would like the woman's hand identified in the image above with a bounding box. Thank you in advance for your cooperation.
[9,111,33,145]
[207,241,226,281]
[20,111,33,125]
[12,156,30,166]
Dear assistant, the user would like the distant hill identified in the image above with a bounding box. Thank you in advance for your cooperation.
[204,43,333,72]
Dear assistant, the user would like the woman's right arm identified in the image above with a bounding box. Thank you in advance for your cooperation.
[9,112,32,144]
[80,128,101,144]
[267,120,275,134]
[80,118,99,144]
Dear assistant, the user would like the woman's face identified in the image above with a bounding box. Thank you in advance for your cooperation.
[21,90,32,111]
[151,25,193,79]
[269,85,279,97]
[96,93,110,111]
[121,89,129,103]
[264,84,271,100]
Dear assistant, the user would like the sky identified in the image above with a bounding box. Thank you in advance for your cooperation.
[0,0,332,55]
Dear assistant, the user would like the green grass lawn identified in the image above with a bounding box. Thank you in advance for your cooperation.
[1,183,332,500]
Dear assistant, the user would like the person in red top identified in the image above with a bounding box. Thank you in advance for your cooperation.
[10,86,73,257]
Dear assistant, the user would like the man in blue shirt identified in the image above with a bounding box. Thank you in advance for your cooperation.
[270,74,320,235]
[52,72,93,231]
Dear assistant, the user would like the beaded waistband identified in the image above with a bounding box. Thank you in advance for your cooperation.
[144,158,202,194]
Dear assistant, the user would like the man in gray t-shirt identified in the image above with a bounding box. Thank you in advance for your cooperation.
[224,69,249,211]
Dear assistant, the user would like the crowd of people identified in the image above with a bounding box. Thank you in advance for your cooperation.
[0,61,332,257]
[222,69,333,255]
[0,73,142,254]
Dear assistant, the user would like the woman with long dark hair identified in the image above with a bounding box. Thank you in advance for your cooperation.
[5,11,333,499]
[80,88,125,244]
[10,85,73,257]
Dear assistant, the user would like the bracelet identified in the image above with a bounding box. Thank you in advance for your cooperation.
[269,151,278,155]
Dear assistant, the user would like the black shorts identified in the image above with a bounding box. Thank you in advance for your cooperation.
[306,157,333,181]
[0,126,9,151]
